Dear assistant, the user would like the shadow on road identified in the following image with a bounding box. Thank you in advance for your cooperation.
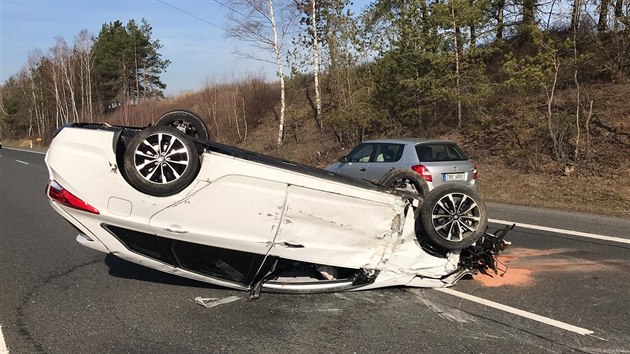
[105,254,219,289]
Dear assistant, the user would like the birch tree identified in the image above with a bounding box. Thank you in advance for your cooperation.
[225,0,298,147]
[75,29,94,122]
[48,45,67,125]
[292,0,354,133]
[16,70,35,136]
[311,0,323,132]
[55,37,80,122]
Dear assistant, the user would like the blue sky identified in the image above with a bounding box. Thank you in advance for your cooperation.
[1,0,372,96]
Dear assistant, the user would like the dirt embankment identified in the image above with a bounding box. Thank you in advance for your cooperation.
[231,86,630,218]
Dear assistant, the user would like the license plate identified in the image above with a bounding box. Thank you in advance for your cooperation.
[443,173,465,181]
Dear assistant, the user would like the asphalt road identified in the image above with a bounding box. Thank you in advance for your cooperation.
[1,147,629,353]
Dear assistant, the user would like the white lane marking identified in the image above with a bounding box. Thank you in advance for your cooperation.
[4,147,46,155]
[436,288,594,335]
[489,218,630,245]
[15,160,29,165]
[0,324,8,353]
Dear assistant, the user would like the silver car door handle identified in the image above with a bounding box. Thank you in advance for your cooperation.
[163,227,188,234]
[360,167,367,172]
[278,241,304,248]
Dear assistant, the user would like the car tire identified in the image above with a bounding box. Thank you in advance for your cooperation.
[123,126,201,197]
[417,184,487,250]
[378,169,429,197]
[155,110,209,140]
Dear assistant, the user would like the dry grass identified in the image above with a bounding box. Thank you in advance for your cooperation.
[236,119,630,219]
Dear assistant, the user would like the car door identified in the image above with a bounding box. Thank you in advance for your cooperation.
[366,143,405,182]
[268,185,403,269]
[335,143,377,180]
[149,175,287,285]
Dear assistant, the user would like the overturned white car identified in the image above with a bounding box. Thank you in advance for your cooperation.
[45,111,510,298]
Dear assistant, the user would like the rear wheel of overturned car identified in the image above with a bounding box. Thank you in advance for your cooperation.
[124,126,201,197]
[155,110,209,140]
[378,169,429,197]
[418,184,487,250]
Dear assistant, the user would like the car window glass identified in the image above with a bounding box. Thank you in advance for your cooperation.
[416,143,467,161]
[104,225,264,285]
[374,144,404,163]
[394,145,405,161]
[449,144,469,159]
[347,143,376,162]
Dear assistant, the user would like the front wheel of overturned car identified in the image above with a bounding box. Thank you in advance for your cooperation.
[155,110,210,140]
[123,126,201,197]
[418,184,487,250]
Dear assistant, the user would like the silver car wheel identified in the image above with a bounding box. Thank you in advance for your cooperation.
[134,132,190,184]
[431,192,481,242]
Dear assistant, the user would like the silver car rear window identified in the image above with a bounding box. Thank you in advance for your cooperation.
[415,143,468,162]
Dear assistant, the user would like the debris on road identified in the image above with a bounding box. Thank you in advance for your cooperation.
[195,295,241,308]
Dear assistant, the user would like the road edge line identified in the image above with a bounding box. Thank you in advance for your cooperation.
[0,324,9,353]
[489,218,630,245]
[436,288,594,335]
[3,147,46,155]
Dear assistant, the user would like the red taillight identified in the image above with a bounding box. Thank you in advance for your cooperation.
[411,164,433,182]
[47,180,100,214]
[473,162,478,180]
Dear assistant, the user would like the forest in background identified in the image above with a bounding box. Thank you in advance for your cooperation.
[1,0,629,176]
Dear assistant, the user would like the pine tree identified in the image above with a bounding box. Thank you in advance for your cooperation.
[92,19,169,112]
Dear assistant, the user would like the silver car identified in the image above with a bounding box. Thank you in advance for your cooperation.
[326,139,477,195]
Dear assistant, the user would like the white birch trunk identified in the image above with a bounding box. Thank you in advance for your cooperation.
[50,62,63,127]
[232,92,242,141]
[60,54,79,122]
[269,0,286,147]
[242,95,248,141]
[88,53,95,122]
[79,52,86,120]
[312,0,323,132]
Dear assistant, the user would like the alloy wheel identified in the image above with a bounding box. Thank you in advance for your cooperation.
[430,192,481,242]
[134,132,190,184]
